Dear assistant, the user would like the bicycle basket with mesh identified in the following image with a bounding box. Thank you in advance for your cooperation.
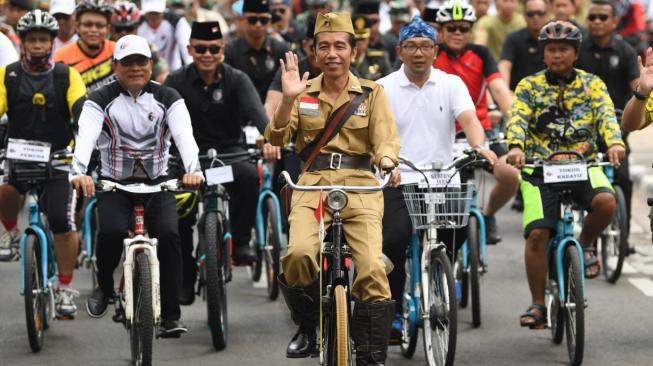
[402,182,474,229]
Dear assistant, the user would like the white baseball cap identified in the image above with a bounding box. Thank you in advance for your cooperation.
[114,35,152,61]
[141,0,166,14]
[49,0,75,15]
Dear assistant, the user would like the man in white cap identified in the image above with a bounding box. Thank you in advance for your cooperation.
[138,0,193,71]
[49,0,78,53]
[71,34,203,338]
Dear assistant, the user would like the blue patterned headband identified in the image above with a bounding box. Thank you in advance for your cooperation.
[398,16,437,45]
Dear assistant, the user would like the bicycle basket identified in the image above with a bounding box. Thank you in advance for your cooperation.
[402,182,474,229]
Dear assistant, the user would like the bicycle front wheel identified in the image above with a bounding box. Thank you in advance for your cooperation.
[468,215,481,328]
[422,246,457,366]
[334,285,350,366]
[263,197,281,300]
[203,211,228,350]
[130,252,154,366]
[24,233,46,352]
[564,245,585,366]
[600,185,628,283]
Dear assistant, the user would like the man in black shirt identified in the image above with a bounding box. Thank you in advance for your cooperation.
[165,21,268,304]
[224,0,290,102]
[576,0,639,252]
[499,0,547,90]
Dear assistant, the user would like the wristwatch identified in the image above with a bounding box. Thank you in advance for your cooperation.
[633,87,649,101]
[487,103,498,111]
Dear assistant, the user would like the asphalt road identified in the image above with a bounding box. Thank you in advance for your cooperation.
[1,182,653,366]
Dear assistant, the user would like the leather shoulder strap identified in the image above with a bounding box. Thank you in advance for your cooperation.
[300,86,373,172]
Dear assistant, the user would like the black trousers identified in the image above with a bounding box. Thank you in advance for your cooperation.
[96,191,182,321]
[179,159,259,288]
[382,187,468,309]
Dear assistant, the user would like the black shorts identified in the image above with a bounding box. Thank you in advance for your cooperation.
[520,167,613,238]
[7,172,77,234]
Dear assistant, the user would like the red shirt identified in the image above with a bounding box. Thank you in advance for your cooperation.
[434,44,502,129]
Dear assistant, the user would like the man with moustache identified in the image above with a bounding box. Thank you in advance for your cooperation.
[164,21,268,303]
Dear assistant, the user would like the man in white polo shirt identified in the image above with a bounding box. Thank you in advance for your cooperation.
[138,0,192,71]
[49,0,78,53]
[376,15,497,340]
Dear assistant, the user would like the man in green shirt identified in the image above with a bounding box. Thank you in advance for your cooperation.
[473,0,526,60]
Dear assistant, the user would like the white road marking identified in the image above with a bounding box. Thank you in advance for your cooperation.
[628,277,653,297]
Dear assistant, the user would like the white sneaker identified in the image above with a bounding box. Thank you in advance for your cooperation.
[55,287,79,319]
[0,228,20,261]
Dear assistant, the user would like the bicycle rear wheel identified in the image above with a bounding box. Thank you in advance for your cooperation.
[468,216,481,328]
[564,245,585,366]
[400,255,418,358]
[263,197,281,300]
[203,211,228,350]
[600,186,628,283]
[422,246,457,366]
[24,233,46,352]
[130,252,153,366]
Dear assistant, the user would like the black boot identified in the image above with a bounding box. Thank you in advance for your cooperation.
[278,274,319,358]
[352,298,395,366]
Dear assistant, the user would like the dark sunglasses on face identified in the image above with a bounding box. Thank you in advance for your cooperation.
[193,44,221,54]
[119,56,149,67]
[81,21,107,29]
[113,25,135,33]
[587,13,609,22]
[525,10,546,18]
[445,25,471,33]
[246,15,271,25]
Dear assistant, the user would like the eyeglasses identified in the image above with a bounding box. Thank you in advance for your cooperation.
[444,25,471,33]
[192,44,222,54]
[80,21,108,29]
[271,7,286,14]
[402,44,435,53]
[113,25,135,33]
[118,56,150,67]
[587,14,609,22]
[246,15,271,25]
[525,10,546,18]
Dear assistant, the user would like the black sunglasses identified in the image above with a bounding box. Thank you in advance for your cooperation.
[113,24,135,33]
[445,25,471,33]
[193,44,222,54]
[525,10,546,18]
[118,56,150,67]
[246,15,271,25]
[587,14,609,22]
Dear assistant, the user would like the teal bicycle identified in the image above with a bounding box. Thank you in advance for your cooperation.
[4,139,71,352]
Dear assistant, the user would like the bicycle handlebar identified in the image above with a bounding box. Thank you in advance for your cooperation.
[523,151,613,169]
[95,179,181,194]
[280,170,392,192]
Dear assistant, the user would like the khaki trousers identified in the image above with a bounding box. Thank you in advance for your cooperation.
[281,189,391,302]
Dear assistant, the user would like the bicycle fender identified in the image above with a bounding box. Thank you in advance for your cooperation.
[470,208,488,264]
[83,198,97,256]
[555,238,586,303]
[19,226,52,295]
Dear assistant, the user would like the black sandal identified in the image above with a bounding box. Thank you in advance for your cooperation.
[520,304,547,329]
[583,247,601,279]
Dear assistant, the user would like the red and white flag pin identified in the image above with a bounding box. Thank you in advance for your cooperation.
[300,96,320,116]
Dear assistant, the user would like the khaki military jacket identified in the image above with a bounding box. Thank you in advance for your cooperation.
[264,72,400,210]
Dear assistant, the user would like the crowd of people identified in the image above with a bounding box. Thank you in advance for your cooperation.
[1,0,653,364]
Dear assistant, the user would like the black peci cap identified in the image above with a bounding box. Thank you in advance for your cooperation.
[356,1,380,16]
[422,7,438,23]
[191,21,222,40]
[242,0,270,13]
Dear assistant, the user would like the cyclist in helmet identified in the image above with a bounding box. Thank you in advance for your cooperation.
[0,10,87,318]
[434,0,520,245]
[506,20,625,329]
[110,1,170,82]
[54,0,116,92]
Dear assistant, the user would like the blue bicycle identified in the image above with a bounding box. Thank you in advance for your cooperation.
[525,151,610,366]
[78,185,98,288]
[250,158,284,300]
[5,140,71,352]
[398,151,478,366]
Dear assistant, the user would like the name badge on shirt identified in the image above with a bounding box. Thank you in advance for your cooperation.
[299,97,320,116]
[354,102,368,117]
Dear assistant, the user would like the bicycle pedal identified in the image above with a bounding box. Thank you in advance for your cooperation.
[112,311,125,324]
[321,295,332,307]
[55,314,74,320]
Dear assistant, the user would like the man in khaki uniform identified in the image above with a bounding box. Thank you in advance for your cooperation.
[264,12,400,365]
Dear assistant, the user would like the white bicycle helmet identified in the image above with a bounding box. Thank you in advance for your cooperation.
[16,10,59,38]
[436,0,476,24]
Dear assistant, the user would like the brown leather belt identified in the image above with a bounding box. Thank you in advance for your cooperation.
[306,153,372,172]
